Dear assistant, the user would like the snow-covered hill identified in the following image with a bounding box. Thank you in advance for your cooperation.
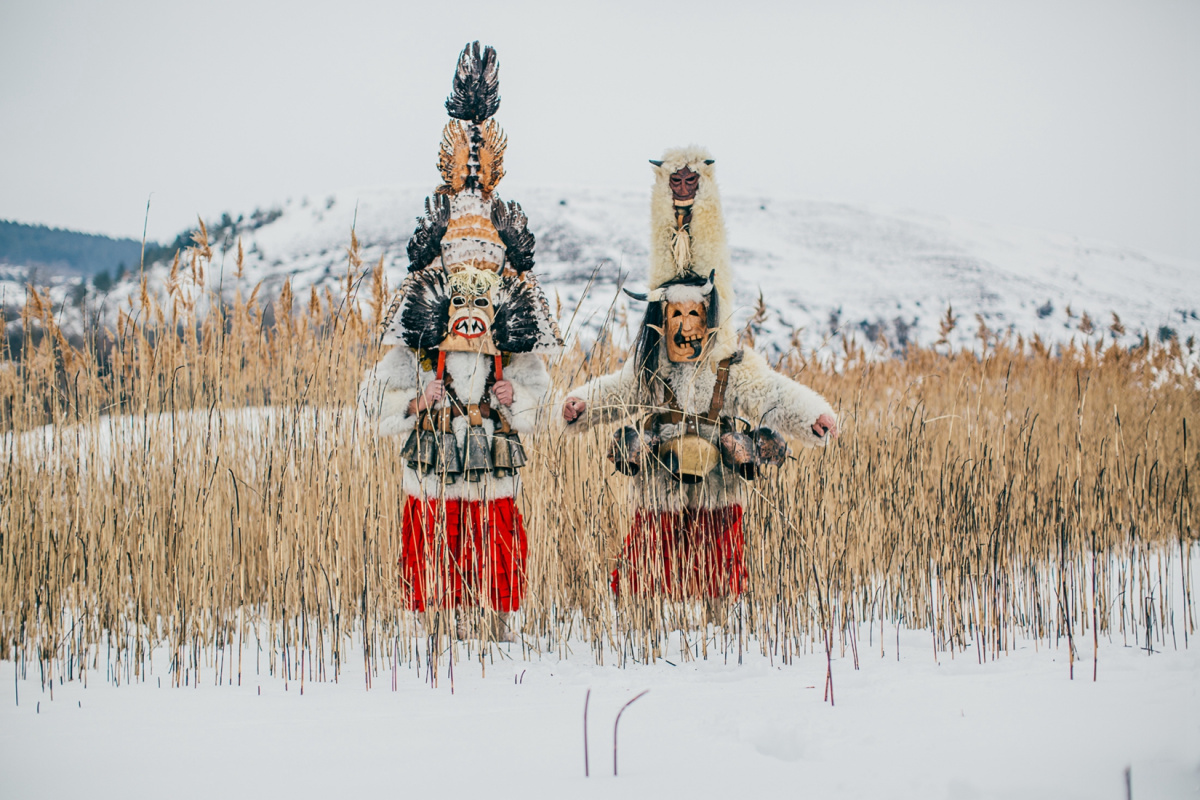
[9,184,1199,356]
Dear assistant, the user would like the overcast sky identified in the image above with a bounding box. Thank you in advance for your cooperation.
[1,0,1197,262]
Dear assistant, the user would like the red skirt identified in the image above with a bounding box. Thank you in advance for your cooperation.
[401,496,528,612]
[610,505,745,597]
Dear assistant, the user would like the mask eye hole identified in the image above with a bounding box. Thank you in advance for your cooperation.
[451,296,466,307]
[688,310,699,316]
[473,297,489,308]
[671,310,682,318]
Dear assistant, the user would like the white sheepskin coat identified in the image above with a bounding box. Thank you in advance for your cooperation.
[564,348,836,511]
[359,347,551,501]
[649,145,737,362]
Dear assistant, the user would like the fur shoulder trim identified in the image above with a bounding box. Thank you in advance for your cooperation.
[358,346,423,436]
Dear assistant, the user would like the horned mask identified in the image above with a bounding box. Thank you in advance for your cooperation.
[668,166,700,208]
[625,271,718,364]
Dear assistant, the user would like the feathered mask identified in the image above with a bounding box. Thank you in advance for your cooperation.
[382,41,562,355]
[385,268,561,355]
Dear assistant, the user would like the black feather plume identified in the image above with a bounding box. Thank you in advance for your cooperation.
[492,276,561,353]
[406,195,450,272]
[491,198,535,273]
[397,270,451,351]
[445,42,500,123]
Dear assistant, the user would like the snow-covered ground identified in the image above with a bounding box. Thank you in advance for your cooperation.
[4,187,1198,798]
[2,627,1196,799]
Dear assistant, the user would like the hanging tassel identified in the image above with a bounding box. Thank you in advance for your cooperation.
[671,225,691,271]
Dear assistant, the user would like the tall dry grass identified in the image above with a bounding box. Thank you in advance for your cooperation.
[1,231,1195,692]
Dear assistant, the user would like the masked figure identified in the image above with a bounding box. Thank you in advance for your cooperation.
[359,43,561,635]
[561,147,838,598]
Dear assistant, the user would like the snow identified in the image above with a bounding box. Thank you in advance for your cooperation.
[2,627,1196,799]
[1,406,350,475]
[11,184,1199,357]
[4,185,1199,797]
[232,184,1200,355]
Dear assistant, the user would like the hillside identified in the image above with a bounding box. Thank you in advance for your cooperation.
[8,185,1199,356]
[0,219,147,276]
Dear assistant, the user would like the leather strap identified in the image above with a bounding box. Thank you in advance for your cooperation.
[707,357,734,420]
[650,356,734,430]
[418,351,503,432]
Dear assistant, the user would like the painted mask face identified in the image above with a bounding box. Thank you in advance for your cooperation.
[441,290,499,354]
[664,300,711,362]
[668,167,700,207]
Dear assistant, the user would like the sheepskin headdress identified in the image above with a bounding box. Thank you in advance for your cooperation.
[381,41,562,352]
[646,145,736,361]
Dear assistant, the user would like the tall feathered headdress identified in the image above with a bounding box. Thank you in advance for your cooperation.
[384,42,562,355]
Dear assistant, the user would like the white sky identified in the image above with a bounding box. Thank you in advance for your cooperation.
[1,0,1197,261]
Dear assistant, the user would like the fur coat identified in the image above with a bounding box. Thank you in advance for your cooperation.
[564,348,835,511]
[359,346,551,501]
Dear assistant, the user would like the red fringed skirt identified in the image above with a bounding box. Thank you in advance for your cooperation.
[610,505,745,597]
[401,496,528,612]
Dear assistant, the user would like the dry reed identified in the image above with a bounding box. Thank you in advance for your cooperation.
[1,234,1195,692]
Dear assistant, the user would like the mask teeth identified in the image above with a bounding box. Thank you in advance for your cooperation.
[453,317,487,336]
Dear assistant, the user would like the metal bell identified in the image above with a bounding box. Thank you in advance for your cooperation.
[608,425,650,476]
[491,432,514,478]
[504,431,527,470]
[656,434,718,484]
[462,425,494,482]
[400,428,419,462]
[413,428,440,474]
[436,429,462,476]
[719,429,758,480]
[754,426,789,467]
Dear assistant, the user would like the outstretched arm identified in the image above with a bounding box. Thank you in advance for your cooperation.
[732,350,838,448]
[560,358,642,432]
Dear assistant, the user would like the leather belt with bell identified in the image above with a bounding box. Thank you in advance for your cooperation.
[403,349,524,481]
[420,400,496,432]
